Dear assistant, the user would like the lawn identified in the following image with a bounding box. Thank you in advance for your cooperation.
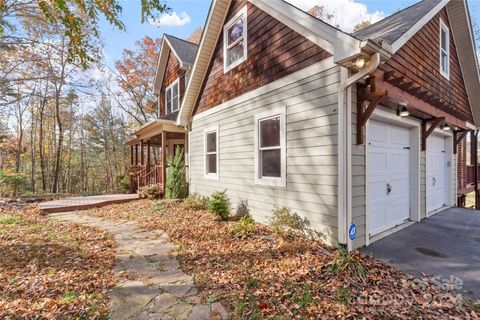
[83,198,479,319]
[0,206,116,319]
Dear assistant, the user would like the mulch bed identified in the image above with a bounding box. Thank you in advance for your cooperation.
[0,206,116,319]
[84,199,480,319]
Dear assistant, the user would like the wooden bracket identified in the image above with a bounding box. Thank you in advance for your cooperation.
[453,130,468,154]
[421,117,445,151]
[357,77,388,145]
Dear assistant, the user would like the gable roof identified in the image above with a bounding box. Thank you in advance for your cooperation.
[353,0,444,52]
[153,34,198,95]
[176,0,387,126]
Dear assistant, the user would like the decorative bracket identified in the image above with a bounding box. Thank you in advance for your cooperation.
[421,117,445,151]
[357,76,388,145]
[453,130,468,154]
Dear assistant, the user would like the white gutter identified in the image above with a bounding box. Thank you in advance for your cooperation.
[337,53,380,251]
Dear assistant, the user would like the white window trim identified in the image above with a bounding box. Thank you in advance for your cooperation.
[254,107,286,188]
[165,79,180,114]
[223,5,248,73]
[439,18,450,80]
[204,126,219,180]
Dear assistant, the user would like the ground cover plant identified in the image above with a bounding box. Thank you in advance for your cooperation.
[0,206,116,319]
[82,198,480,319]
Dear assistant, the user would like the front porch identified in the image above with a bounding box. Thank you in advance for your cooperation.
[126,119,187,194]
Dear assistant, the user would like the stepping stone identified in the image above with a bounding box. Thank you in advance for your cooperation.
[109,280,159,320]
[186,305,211,320]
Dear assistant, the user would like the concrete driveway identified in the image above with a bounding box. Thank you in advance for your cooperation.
[362,207,480,299]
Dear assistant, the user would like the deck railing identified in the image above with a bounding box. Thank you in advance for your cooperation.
[129,165,163,192]
[466,165,480,185]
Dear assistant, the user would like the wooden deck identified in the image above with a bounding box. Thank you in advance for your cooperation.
[38,194,140,213]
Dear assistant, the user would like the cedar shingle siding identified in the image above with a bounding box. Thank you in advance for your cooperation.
[193,0,331,115]
[159,52,186,117]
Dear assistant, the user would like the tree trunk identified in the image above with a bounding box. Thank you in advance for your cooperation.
[51,86,63,194]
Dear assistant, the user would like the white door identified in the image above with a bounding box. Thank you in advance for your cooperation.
[426,135,447,213]
[368,120,411,236]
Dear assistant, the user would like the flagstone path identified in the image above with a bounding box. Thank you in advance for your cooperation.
[49,212,228,320]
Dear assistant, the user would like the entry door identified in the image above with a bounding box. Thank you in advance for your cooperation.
[426,135,447,213]
[368,120,411,236]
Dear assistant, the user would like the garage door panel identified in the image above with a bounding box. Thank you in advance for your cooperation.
[368,120,411,237]
[426,135,447,213]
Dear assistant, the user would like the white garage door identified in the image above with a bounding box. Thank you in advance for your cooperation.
[368,120,411,236]
[426,135,447,213]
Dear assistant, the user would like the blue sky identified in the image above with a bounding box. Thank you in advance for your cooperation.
[99,0,480,68]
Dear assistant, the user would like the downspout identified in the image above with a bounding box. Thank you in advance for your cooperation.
[338,52,380,251]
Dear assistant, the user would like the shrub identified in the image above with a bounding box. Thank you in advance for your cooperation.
[183,192,208,211]
[138,184,162,199]
[165,146,187,199]
[235,199,250,218]
[115,174,130,193]
[268,207,324,240]
[0,170,29,197]
[208,190,230,220]
[230,215,256,238]
[327,247,367,281]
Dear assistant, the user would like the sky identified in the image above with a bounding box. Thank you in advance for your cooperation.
[99,0,480,68]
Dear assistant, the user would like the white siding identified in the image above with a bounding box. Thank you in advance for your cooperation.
[189,63,341,243]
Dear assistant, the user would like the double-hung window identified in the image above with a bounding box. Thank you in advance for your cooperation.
[165,79,180,113]
[254,107,286,187]
[439,19,450,79]
[223,6,248,73]
[204,126,219,179]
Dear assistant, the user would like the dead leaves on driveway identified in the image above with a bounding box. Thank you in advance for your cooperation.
[0,206,116,319]
[85,199,479,319]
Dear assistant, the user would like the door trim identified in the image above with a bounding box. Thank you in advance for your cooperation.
[365,107,421,246]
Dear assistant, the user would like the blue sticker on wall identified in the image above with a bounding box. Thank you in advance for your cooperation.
[349,223,357,241]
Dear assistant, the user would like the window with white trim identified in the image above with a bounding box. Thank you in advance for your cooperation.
[204,126,219,179]
[223,6,248,73]
[165,79,180,113]
[254,107,286,187]
[439,19,450,79]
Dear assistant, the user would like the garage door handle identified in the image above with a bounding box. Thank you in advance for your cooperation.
[386,183,392,195]
[432,177,436,186]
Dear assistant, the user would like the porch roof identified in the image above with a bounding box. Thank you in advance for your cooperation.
[125,119,186,145]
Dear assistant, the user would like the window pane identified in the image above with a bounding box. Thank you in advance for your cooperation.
[206,132,217,152]
[260,117,280,148]
[228,17,244,45]
[172,96,178,111]
[207,154,217,174]
[227,41,244,66]
[441,52,448,72]
[441,29,447,51]
[166,88,171,101]
[173,82,178,98]
[261,149,281,178]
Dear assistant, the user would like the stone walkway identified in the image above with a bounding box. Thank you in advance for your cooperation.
[49,212,228,320]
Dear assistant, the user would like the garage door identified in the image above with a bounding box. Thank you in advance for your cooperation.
[426,135,447,213]
[368,120,411,236]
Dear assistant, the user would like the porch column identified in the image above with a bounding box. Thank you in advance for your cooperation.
[147,140,151,171]
[130,145,134,166]
[135,144,138,165]
[140,140,144,165]
[161,131,167,193]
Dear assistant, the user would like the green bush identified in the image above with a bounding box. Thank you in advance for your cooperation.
[115,174,130,193]
[208,190,230,220]
[138,184,162,199]
[0,170,29,197]
[183,192,208,211]
[268,207,324,240]
[235,199,250,218]
[327,247,367,281]
[165,146,187,199]
[230,215,256,238]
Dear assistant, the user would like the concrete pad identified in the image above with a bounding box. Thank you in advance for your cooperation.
[362,208,480,299]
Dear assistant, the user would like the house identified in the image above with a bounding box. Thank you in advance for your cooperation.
[126,0,480,250]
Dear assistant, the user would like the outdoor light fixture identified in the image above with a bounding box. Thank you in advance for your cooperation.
[442,124,451,131]
[396,103,409,117]
[354,57,366,69]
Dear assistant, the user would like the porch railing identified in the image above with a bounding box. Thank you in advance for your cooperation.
[129,165,163,192]
[466,165,480,185]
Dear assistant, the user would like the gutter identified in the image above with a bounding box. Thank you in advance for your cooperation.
[338,53,380,251]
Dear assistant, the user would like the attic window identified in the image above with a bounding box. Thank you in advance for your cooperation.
[166,79,180,113]
[439,18,450,79]
[223,6,248,73]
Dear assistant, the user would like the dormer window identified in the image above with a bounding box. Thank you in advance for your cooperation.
[166,79,180,113]
[223,6,248,73]
[439,18,450,79]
